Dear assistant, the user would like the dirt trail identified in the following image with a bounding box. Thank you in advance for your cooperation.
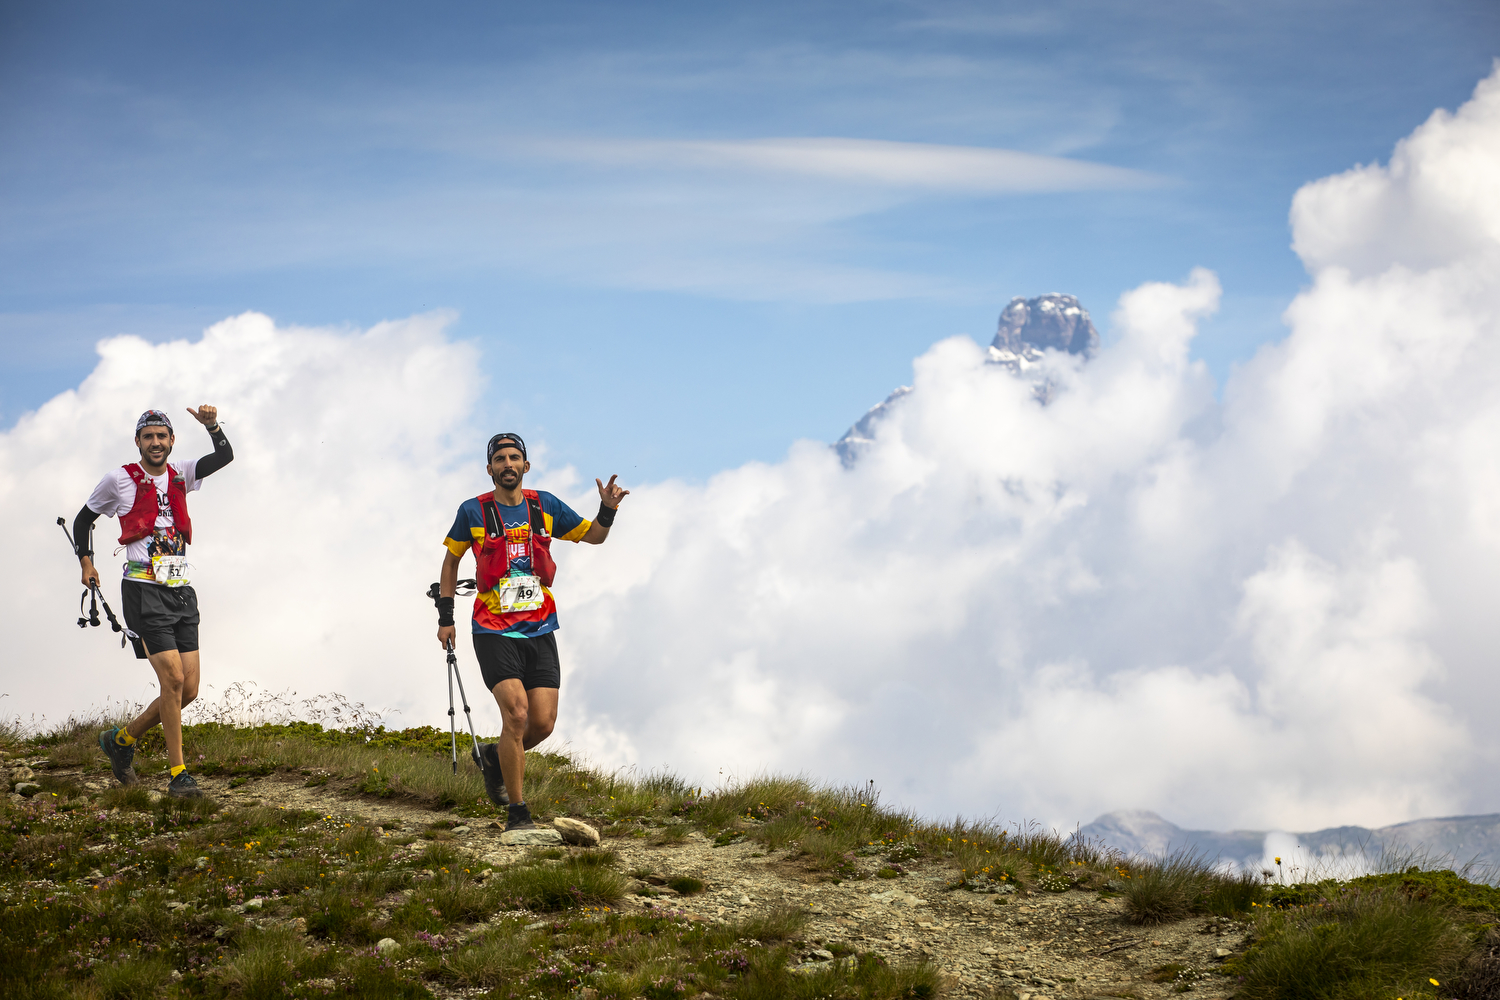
[46,765,1250,1000]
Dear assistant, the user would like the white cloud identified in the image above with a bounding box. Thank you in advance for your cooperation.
[5,69,1500,834]
[527,136,1160,193]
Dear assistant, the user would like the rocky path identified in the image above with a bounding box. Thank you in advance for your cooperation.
[28,766,1251,1000]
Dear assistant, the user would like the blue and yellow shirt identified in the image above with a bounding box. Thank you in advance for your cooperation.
[444,491,590,637]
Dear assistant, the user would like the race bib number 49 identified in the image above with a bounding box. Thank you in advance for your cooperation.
[151,554,190,588]
[496,574,544,613]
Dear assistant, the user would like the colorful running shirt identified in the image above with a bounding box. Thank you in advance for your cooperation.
[86,460,202,584]
[443,491,591,638]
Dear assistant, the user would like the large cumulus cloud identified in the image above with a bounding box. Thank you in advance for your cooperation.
[5,69,1499,834]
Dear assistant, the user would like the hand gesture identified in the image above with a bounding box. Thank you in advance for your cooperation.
[186,404,218,428]
[596,474,630,509]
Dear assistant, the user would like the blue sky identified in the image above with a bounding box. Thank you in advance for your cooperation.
[2,0,1496,482]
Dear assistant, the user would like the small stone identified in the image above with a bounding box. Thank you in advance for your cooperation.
[1215,947,1233,958]
[283,917,308,934]
[12,766,35,781]
[375,937,399,953]
[981,947,998,955]
[166,901,185,910]
[554,816,602,846]
[14,782,41,797]
[452,826,471,835]
[499,827,564,847]
[195,857,210,868]
[244,897,265,912]
[810,948,834,960]
[524,921,548,930]
[739,895,752,905]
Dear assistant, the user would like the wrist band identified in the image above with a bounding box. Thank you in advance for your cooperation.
[435,595,455,627]
[596,503,617,528]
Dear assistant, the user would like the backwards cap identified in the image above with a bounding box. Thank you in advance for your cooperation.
[487,433,527,462]
[136,409,173,434]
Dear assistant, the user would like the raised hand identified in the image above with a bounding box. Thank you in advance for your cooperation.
[186,404,218,428]
[595,474,630,509]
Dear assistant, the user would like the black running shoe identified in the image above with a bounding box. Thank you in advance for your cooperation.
[471,742,509,807]
[167,771,203,799]
[505,802,536,831]
[98,728,138,786]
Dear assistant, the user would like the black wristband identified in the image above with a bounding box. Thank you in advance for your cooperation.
[435,596,455,627]
[596,503,617,528]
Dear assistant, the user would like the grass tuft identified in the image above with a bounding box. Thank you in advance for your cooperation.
[1235,886,1471,1000]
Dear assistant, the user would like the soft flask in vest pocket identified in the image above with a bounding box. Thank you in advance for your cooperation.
[473,489,557,593]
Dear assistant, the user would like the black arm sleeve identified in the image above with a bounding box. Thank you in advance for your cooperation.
[73,505,101,558]
[195,425,234,479]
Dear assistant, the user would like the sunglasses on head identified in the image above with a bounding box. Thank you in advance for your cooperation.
[487,433,527,461]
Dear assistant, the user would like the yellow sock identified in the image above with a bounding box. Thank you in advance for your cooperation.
[115,729,137,747]
[170,764,187,778]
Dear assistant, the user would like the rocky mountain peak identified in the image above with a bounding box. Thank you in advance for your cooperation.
[987,293,1099,370]
[835,293,1100,466]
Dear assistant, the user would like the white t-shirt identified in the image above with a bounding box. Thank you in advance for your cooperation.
[86,460,203,582]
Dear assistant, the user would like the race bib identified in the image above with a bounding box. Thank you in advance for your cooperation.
[496,574,544,613]
[151,554,190,588]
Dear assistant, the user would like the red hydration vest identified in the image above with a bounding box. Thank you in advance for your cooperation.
[118,464,193,546]
[473,488,556,593]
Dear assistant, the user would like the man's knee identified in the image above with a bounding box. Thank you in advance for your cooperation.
[181,682,199,707]
[527,718,555,743]
[501,703,529,733]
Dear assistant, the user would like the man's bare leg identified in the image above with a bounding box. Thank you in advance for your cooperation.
[490,681,559,806]
[127,649,201,769]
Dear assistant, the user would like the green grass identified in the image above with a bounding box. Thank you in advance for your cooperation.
[1232,886,1472,999]
[7,701,1500,998]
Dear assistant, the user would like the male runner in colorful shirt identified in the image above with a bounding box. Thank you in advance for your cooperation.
[435,433,627,830]
[75,407,234,799]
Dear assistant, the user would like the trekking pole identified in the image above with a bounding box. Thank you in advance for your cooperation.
[429,581,484,776]
[57,516,136,649]
[445,638,485,776]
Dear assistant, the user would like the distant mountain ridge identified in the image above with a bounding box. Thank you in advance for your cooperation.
[835,293,1099,465]
[1080,810,1500,873]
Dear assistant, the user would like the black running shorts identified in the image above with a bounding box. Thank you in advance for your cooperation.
[121,580,201,660]
[472,632,561,691]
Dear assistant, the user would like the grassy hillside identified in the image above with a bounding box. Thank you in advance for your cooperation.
[2,711,1497,999]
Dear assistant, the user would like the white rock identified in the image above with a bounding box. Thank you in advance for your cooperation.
[524,921,549,930]
[499,827,564,847]
[1215,947,1233,958]
[14,782,41,797]
[375,937,399,953]
[452,826,471,835]
[553,816,601,847]
[244,897,265,912]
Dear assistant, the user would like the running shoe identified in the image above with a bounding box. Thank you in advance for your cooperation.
[471,742,509,806]
[98,728,138,786]
[167,771,203,799]
[505,802,536,831]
